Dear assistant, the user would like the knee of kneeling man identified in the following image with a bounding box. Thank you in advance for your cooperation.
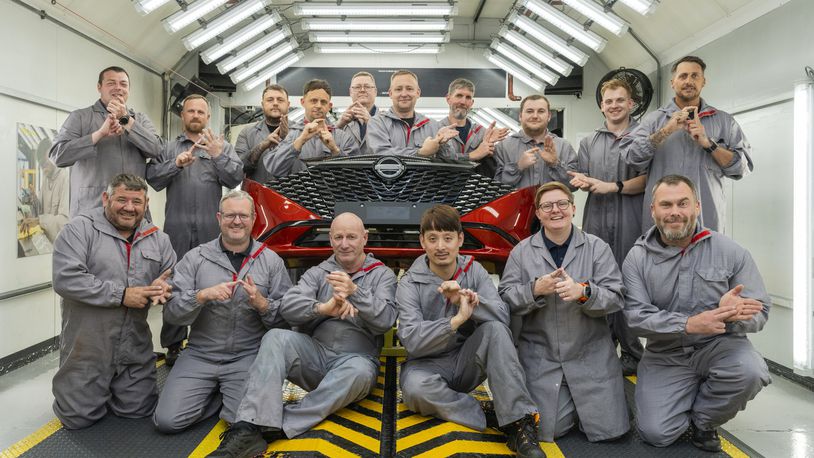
[740,363,771,391]
[153,411,187,434]
[59,414,99,431]
[478,320,510,339]
[637,423,681,447]
[260,328,291,348]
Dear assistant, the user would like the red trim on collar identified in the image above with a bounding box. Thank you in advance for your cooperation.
[136,227,158,239]
[698,109,717,119]
[452,257,475,281]
[680,230,711,256]
[348,261,384,276]
[413,119,430,130]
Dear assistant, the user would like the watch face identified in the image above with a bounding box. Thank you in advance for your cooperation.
[118,115,129,125]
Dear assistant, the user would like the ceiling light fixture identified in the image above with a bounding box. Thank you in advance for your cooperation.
[242,52,304,91]
[561,0,628,36]
[617,0,657,15]
[301,18,452,32]
[134,0,172,15]
[485,51,547,92]
[217,28,293,73]
[163,0,229,34]
[230,43,298,83]
[308,32,449,43]
[498,27,573,76]
[314,43,443,54]
[490,40,560,86]
[182,0,271,50]
[507,12,589,66]
[293,2,457,16]
[518,0,607,52]
[199,12,282,64]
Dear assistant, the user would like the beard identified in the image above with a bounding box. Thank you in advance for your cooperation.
[657,215,696,241]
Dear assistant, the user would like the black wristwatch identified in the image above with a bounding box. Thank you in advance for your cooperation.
[703,140,718,154]
[616,181,624,194]
[118,114,130,125]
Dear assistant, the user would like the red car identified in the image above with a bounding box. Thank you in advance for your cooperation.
[245,155,537,274]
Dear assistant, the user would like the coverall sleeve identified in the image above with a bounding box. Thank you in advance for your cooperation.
[279,267,324,326]
[234,128,255,174]
[622,248,689,338]
[726,249,771,334]
[128,113,163,160]
[164,251,206,326]
[348,267,398,335]
[620,112,659,173]
[499,246,547,315]
[145,145,181,191]
[469,262,509,325]
[494,142,522,186]
[263,132,298,177]
[49,110,96,167]
[257,255,293,329]
[719,117,754,179]
[577,241,625,318]
[212,142,244,188]
[395,276,458,359]
[551,140,579,190]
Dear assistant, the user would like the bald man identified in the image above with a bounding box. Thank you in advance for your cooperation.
[208,213,398,457]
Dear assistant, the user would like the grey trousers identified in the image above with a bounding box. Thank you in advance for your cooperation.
[607,310,644,359]
[635,335,771,446]
[153,352,255,433]
[236,329,378,438]
[400,321,538,431]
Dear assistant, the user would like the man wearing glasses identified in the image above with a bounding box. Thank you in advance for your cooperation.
[336,71,379,155]
[154,190,292,434]
[499,182,630,444]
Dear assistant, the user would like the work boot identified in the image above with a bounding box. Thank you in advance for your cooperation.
[619,351,639,376]
[165,343,183,367]
[691,425,722,452]
[504,414,546,458]
[261,426,285,444]
[207,422,267,458]
[480,400,499,430]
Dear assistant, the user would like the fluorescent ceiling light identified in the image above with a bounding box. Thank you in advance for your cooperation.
[470,111,500,131]
[309,32,449,43]
[617,0,657,15]
[182,0,271,50]
[200,12,282,64]
[562,0,628,36]
[217,29,292,73]
[293,2,457,16]
[242,52,304,91]
[134,0,171,15]
[519,0,607,52]
[481,108,521,132]
[498,27,573,76]
[301,18,452,32]
[163,0,229,34]
[485,51,547,92]
[288,108,305,123]
[230,43,298,83]
[314,43,443,54]
[508,12,589,66]
[491,40,559,86]
[793,79,814,376]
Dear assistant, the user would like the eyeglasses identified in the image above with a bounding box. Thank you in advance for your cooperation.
[350,84,376,91]
[538,199,572,212]
[221,213,253,222]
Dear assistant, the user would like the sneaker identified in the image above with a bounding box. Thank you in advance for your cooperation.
[691,426,722,452]
[165,343,183,367]
[480,400,499,430]
[504,414,546,458]
[619,351,639,376]
[207,422,267,458]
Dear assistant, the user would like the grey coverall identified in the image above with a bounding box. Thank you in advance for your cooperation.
[576,120,645,360]
[154,238,291,433]
[236,254,397,438]
[397,255,538,431]
[499,228,630,442]
[620,99,753,233]
[494,131,578,189]
[338,105,377,156]
[263,119,358,177]
[438,117,495,177]
[234,120,281,184]
[49,100,163,217]
[366,108,455,158]
[51,207,175,429]
[622,225,771,446]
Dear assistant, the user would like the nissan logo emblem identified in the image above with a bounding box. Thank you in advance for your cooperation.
[373,156,406,180]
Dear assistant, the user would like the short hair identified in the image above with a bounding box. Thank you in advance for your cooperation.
[448,78,475,96]
[535,181,574,208]
[219,190,255,214]
[651,174,700,202]
[671,55,707,74]
[106,173,148,196]
[262,84,288,99]
[420,204,462,234]
[303,79,332,98]
[600,78,633,99]
[520,94,550,112]
[390,70,418,83]
[98,66,129,85]
[351,71,375,83]
[181,94,209,109]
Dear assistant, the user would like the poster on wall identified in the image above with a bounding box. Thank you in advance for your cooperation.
[16,123,69,258]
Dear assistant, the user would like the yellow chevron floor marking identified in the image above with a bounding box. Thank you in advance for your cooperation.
[412,440,515,457]
[313,421,378,452]
[625,375,637,383]
[268,438,360,457]
[397,402,410,412]
[334,408,381,430]
[0,419,63,458]
[396,413,434,430]
[377,376,385,385]
[722,437,750,458]
[397,421,498,450]
[356,399,383,413]
[187,419,227,457]
[370,387,384,397]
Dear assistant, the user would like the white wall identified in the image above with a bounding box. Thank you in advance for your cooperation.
[0,1,166,360]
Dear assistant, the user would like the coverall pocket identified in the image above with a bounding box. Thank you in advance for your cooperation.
[693,267,732,311]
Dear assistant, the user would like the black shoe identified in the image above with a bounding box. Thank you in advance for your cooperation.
[207,423,267,458]
[691,426,722,452]
[260,426,285,444]
[504,414,546,458]
[619,351,639,376]
[480,400,499,430]
[165,343,183,367]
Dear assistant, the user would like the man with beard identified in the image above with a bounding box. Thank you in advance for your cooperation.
[266,79,357,177]
[235,84,290,183]
[50,66,163,217]
[153,190,291,434]
[335,71,379,155]
[147,94,243,364]
[367,70,458,157]
[495,95,577,189]
[621,56,753,233]
[397,205,545,458]
[207,213,396,457]
[439,78,509,177]
[622,174,770,452]
[51,174,174,429]
[567,79,646,375]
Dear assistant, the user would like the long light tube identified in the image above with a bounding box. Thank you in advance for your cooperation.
[302,18,452,31]
[217,29,292,73]
[491,40,559,86]
[308,32,449,43]
[229,40,298,83]
[163,0,229,34]
[314,43,443,54]
[793,79,814,376]
[288,108,305,123]
[481,108,521,132]
[617,0,657,15]
[200,12,282,64]
[182,0,271,50]
[134,0,171,15]
[562,0,628,36]
[508,12,589,66]
[499,28,573,76]
[485,51,547,92]
[293,2,457,16]
[242,52,303,91]
[519,0,607,52]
